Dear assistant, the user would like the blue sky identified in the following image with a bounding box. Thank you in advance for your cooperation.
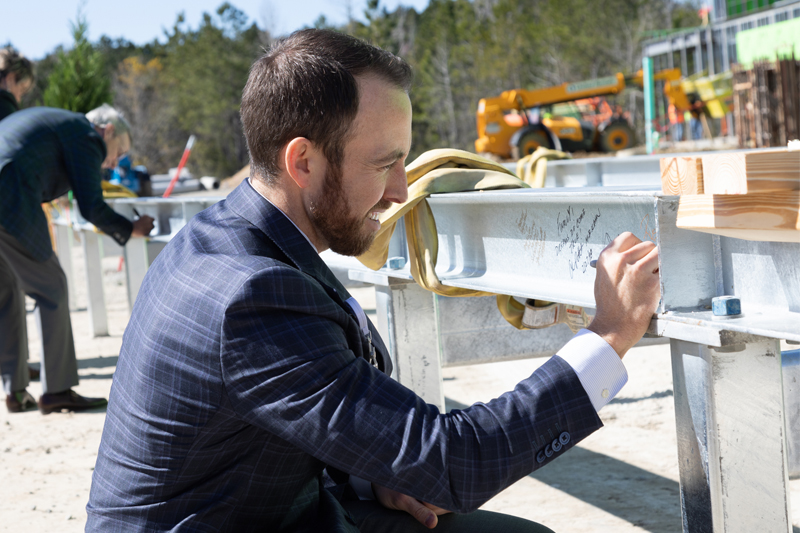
[1,0,431,60]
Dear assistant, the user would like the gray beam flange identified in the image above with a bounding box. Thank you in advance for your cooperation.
[648,316,767,348]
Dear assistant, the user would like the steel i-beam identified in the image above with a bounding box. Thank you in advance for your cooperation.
[338,187,800,532]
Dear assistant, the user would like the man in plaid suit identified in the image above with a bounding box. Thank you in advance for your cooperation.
[87,30,660,532]
[0,105,154,414]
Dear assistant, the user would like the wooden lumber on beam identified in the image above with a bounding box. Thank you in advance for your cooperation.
[677,191,800,242]
[701,150,800,194]
[660,156,704,195]
[700,153,745,194]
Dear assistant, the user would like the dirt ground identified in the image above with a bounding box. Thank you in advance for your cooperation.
[2,242,800,532]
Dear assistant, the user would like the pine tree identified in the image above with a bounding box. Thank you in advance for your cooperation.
[43,6,111,112]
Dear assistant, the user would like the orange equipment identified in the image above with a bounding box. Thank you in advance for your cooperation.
[475,68,687,159]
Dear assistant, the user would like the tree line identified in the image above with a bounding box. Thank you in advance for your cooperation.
[13,0,701,179]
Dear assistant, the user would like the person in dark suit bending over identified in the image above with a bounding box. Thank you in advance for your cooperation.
[87,30,660,532]
[0,104,155,414]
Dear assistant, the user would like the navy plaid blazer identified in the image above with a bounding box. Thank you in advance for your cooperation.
[0,107,133,261]
[86,180,603,532]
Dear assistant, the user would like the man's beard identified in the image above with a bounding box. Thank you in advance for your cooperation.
[308,164,390,257]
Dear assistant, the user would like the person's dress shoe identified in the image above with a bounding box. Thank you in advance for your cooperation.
[28,366,40,381]
[6,390,37,413]
[38,389,108,415]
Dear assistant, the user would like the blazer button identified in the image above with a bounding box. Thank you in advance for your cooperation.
[559,431,570,445]
[544,444,553,458]
[551,438,562,453]
[536,450,546,464]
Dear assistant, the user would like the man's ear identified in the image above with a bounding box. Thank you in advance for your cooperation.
[283,137,323,189]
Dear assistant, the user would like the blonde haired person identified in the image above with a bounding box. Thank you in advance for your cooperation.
[0,47,34,121]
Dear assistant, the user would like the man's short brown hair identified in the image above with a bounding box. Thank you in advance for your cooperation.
[241,29,412,183]
[0,47,34,85]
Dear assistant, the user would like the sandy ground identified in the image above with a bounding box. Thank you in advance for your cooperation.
[2,241,800,532]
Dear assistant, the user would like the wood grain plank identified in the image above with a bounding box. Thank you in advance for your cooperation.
[744,150,800,191]
[702,150,800,194]
[660,156,704,195]
[677,191,800,242]
[701,153,747,194]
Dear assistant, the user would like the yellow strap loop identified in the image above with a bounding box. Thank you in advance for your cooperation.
[516,147,571,188]
[358,147,567,328]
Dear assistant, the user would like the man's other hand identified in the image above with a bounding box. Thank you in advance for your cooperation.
[588,232,660,358]
[131,215,155,237]
[373,483,451,529]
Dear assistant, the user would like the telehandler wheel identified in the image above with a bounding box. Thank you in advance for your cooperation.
[512,129,552,160]
[599,121,635,152]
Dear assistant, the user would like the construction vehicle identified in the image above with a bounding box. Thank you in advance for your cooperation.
[475,69,688,159]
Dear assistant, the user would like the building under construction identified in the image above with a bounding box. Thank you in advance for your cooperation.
[643,0,800,77]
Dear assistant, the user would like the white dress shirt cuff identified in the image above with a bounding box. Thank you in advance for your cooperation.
[349,475,375,500]
[556,329,628,412]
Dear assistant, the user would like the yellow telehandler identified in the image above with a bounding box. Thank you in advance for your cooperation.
[475,69,688,159]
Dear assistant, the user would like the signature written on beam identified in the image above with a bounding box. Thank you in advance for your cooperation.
[555,207,603,279]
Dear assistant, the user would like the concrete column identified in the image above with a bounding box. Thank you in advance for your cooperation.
[706,27,715,75]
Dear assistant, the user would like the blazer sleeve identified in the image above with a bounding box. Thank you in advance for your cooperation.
[220,265,603,514]
[62,131,133,246]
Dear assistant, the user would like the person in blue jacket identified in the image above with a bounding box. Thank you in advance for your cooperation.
[0,104,154,414]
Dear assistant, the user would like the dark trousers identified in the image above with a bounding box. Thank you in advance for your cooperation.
[342,500,555,533]
[0,225,78,395]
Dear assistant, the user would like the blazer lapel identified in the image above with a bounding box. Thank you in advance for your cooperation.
[225,180,347,292]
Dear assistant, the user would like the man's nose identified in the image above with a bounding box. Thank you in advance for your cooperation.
[384,164,408,205]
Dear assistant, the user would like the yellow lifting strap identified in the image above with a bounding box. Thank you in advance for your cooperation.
[515,147,572,188]
[358,149,525,297]
[101,180,138,198]
[358,148,557,329]
[496,293,529,329]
